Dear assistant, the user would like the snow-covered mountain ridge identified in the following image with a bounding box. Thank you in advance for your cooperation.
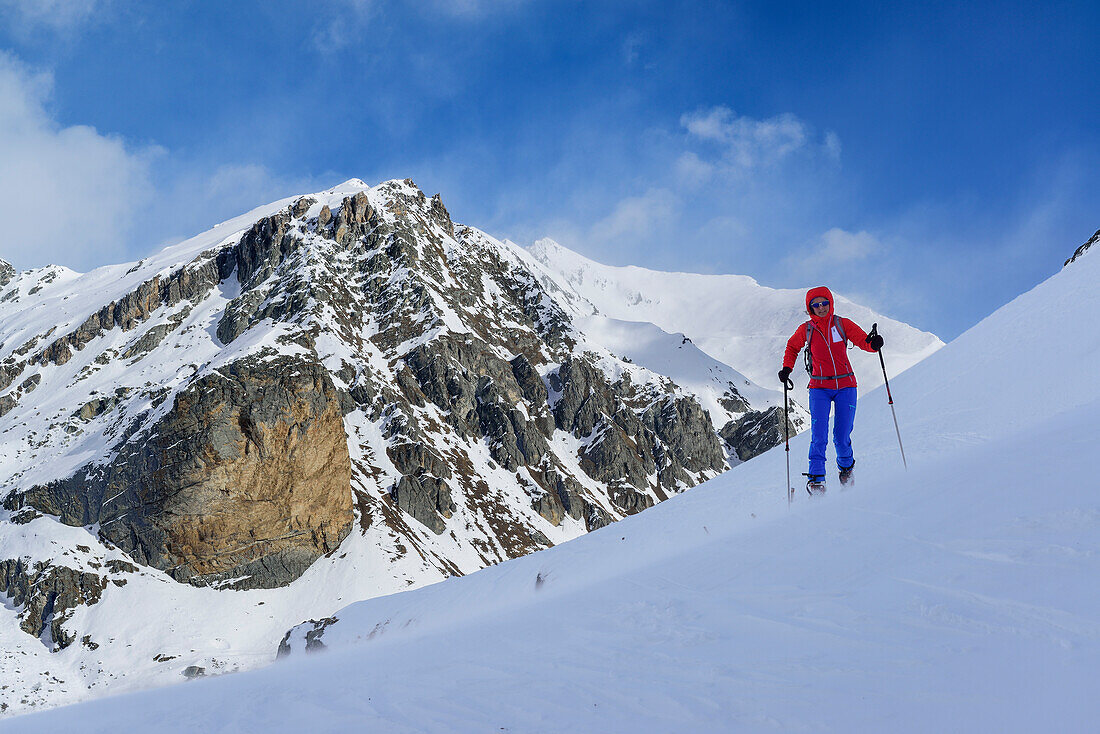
[0,178,931,716]
[0,178,797,714]
[526,237,944,398]
[14,229,1094,732]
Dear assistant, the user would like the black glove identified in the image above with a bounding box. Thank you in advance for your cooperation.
[778,366,792,384]
[866,333,884,351]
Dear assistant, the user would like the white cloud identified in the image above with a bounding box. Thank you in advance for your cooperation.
[205,163,288,200]
[0,0,102,34]
[622,32,644,66]
[589,188,680,245]
[429,0,528,17]
[0,52,159,272]
[310,0,378,52]
[527,188,682,269]
[0,52,342,272]
[149,163,333,247]
[514,105,845,273]
[679,105,838,170]
[818,228,883,261]
[788,227,885,279]
[696,215,749,246]
[674,151,714,189]
[681,106,807,167]
[310,0,524,49]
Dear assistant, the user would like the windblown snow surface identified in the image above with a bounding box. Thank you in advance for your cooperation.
[5,246,1096,732]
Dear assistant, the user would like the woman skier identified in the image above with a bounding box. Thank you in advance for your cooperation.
[778,286,884,494]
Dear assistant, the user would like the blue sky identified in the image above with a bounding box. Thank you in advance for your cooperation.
[0,0,1096,339]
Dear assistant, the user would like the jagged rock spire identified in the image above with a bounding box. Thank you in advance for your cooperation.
[1065,228,1100,267]
[0,258,14,288]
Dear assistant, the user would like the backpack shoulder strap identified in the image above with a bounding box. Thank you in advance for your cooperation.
[833,315,847,342]
[803,321,814,375]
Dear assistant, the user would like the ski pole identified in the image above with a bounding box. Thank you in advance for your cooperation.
[783,376,794,505]
[869,323,907,469]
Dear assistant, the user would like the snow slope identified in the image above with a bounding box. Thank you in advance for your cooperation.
[6,241,1095,729]
[527,238,945,399]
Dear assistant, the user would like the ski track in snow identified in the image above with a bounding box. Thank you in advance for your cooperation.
[3,228,1097,730]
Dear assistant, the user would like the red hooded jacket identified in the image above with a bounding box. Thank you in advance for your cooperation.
[783,286,875,390]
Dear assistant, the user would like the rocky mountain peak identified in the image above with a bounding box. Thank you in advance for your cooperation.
[0,178,803,703]
[1064,228,1100,267]
[0,258,13,288]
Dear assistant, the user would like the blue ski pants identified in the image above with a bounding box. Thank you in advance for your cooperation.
[808,386,857,478]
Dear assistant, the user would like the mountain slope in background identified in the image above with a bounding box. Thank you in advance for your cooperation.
[0,178,809,714]
[527,237,944,398]
[12,233,1094,731]
[0,179,938,718]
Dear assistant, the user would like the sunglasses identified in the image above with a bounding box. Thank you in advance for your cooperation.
[810,299,830,308]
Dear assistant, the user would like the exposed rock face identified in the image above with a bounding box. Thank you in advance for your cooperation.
[608,486,654,515]
[580,423,653,490]
[0,177,796,666]
[0,259,13,288]
[1065,228,1100,267]
[0,559,107,650]
[527,466,589,526]
[474,376,550,470]
[552,357,728,494]
[36,250,234,367]
[643,397,728,487]
[531,490,565,526]
[276,616,338,658]
[720,406,803,461]
[0,364,44,418]
[7,354,353,590]
[585,503,614,531]
[391,475,455,534]
[718,385,750,414]
[387,442,452,479]
[550,358,615,438]
[0,361,19,393]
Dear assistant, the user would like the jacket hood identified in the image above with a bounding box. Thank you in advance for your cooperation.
[806,286,834,322]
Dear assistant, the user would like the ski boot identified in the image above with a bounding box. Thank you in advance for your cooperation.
[803,474,826,496]
[839,461,855,487]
